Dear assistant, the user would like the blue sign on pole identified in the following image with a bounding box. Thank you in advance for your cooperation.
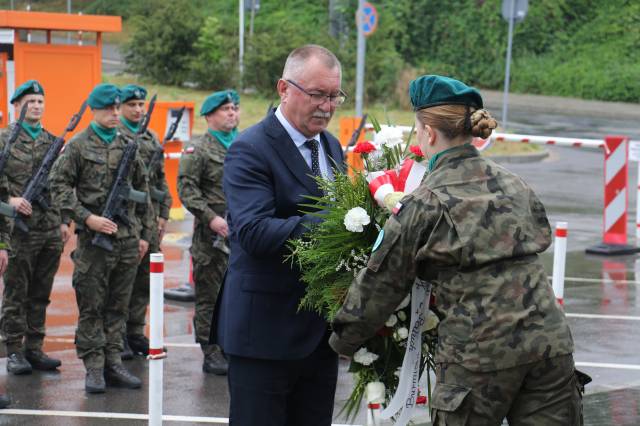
[357,2,378,37]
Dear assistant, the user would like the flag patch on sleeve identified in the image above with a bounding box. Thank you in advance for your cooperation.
[392,202,404,215]
[183,146,195,154]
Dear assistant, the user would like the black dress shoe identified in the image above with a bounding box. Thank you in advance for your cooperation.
[105,364,141,389]
[7,352,32,375]
[0,393,10,409]
[25,350,61,370]
[85,368,106,394]
[121,337,134,360]
[203,350,228,375]
[127,334,149,356]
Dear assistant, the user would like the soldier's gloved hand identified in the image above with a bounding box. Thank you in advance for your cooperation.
[138,239,149,261]
[85,214,118,235]
[383,191,405,212]
[9,197,32,216]
[0,250,7,275]
[158,218,167,244]
[209,216,228,238]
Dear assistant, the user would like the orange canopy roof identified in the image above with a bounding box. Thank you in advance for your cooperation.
[0,10,121,32]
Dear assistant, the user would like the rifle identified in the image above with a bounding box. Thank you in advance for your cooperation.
[91,95,157,252]
[345,113,368,149]
[13,101,88,232]
[0,104,29,218]
[147,106,185,203]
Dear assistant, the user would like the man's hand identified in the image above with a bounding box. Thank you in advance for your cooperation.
[138,239,149,261]
[85,214,118,235]
[209,216,228,238]
[158,217,167,244]
[60,224,71,244]
[0,249,7,275]
[9,197,32,216]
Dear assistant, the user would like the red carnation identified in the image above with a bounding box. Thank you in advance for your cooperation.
[353,141,376,154]
[409,145,424,158]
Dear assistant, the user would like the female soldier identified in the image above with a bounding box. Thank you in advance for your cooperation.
[329,75,582,425]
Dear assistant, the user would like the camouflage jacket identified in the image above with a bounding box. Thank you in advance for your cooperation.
[118,123,172,220]
[178,132,227,237]
[330,144,574,372]
[49,126,154,242]
[0,124,62,230]
[0,174,12,249]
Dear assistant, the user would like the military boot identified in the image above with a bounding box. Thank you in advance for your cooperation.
[25,349,61,371]
[127,334,149,356]
[202,347,228,375]
[85,368,106,394]
[105,364,142,389]
[121,337,133,360]
[6,352,32,375]
[0,394,10,409]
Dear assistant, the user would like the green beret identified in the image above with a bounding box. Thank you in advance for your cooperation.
[88,84,122,109]
[410,75,483,111]
[200,89,239,116]
[10,80,44,104]
[120,84,147,103]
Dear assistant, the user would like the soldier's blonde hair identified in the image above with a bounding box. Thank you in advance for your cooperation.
[416,105,498,140]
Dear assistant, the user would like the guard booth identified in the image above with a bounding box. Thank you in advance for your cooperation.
[0,10,121,134]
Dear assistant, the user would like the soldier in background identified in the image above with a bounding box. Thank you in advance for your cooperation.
[330,75,582,425]
[0,174,15,408]
[118,84,172,359]
[0,80,67,376]
[177,90,239,375]
[50,84,154,394]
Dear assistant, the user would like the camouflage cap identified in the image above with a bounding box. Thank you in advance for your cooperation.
[10,79,45,104]
[200,89,239,116]
[409,75,483,111]
[120,84,147,103]
[88,84,121,109]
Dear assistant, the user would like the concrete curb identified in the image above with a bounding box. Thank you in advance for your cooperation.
[484,150,550,164]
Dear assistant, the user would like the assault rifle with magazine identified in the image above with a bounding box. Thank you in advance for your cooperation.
[91,95,157,252]
[13,101,88,232]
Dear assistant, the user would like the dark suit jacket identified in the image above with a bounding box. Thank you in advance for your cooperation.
[212,110,345,360]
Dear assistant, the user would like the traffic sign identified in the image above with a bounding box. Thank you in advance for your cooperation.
[357,2,378,37]
[501,0,528,23]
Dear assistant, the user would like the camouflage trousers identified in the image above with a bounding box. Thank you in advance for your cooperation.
[431,354,583,426]
[0,228,63,353]
[126,239,160,336]
[72,233,138,369]
[192,246,227,354]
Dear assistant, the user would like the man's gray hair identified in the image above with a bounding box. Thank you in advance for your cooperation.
[282,44,342,81]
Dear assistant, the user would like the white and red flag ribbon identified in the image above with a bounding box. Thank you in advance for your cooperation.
[367,159,427,206]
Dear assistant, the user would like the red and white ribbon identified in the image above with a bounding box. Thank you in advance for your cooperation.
[367,159,427,206]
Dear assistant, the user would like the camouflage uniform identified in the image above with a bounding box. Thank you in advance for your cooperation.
[49,126,153,370]
[177,132,228,355]
[330,145,580,425]
[118,123,172,337]
[0,125,64,355]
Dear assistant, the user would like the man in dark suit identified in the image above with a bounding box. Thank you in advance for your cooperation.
[213,45,346,425]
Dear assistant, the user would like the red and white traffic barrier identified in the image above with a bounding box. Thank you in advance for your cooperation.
[552,222,568,305]
[149,253,166,426]
[602,137,630,246]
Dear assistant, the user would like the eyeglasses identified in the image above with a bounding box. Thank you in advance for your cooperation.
[286,79,347,106]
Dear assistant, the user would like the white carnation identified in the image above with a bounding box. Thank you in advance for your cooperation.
[385,314,398,327]
[395,294,410,311]
[353,347,379,366]
[421,309,440,332]
[343,207,371,233]
[366,381,386,404]
[397,311,407,322]
[394,327,409,341]
[374,126,404,148]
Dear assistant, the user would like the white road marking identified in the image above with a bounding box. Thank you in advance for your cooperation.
[576,362,640,371]
[0,409,358,425]
[566,313,640,321]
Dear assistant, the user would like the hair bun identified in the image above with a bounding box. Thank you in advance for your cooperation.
[470,109,498,139]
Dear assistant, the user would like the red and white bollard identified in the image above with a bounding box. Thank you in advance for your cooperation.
[552,222,568,306]
[148,253,166,426]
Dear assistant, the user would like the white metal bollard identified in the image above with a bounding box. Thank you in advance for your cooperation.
[552,222,568,305]
[148,253,166,426]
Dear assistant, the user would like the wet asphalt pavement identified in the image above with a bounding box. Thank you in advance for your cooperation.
[0,96,639,424]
